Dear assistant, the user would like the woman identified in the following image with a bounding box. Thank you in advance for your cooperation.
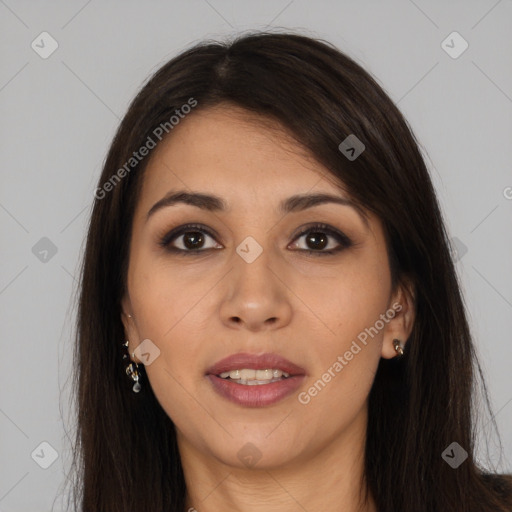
[65,31,512,511]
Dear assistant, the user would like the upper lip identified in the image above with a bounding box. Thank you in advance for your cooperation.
[206,352,306,376]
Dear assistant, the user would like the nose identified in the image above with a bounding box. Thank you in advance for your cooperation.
[219,249,293,332]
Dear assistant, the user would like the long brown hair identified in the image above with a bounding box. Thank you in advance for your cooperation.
[61,31,512,511]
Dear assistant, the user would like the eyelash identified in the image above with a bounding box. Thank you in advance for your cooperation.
[158,222,353,257]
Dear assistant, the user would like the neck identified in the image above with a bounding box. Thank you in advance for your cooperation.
[178,405,377,512]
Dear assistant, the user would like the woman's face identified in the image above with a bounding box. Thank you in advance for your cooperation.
[121,105,414,470]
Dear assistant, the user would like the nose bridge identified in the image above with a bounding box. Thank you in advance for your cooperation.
[219,233,292,330]
[232,236,277,300]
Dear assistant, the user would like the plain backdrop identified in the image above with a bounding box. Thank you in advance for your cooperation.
[0,1,511,510]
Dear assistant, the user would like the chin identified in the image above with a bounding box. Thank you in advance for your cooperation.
[204,429,305,470]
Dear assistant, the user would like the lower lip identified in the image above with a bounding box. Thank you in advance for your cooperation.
[207,374,305,407]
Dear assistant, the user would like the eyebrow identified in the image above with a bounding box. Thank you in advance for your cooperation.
[146,190,369,227]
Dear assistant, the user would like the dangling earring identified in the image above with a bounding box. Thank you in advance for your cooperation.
[122,340,141,392]
[393,338,404,356]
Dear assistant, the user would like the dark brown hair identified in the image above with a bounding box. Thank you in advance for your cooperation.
[61,31,512,511]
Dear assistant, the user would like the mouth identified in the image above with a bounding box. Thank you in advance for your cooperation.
[205,352,306,407]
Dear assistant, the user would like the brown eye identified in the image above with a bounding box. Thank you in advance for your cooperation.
[181,231,206,250]
[303,231,329,250]
[159,223,222,254]
[289,223,353,255]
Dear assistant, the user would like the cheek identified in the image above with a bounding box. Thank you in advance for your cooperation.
[295,277,388,421]
[129,254,215,334]
[125,260,209,406]
[128,265,213,428]
[291,253,390,398]
[292,252,391,344]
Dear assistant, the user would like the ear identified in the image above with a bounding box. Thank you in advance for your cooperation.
[120,295,141,363]
[381,277,416,359]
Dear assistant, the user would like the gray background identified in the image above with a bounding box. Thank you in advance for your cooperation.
[1,0,511,510]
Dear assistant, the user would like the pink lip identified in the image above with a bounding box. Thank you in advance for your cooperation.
[205,352,307,408]
[205,352,306,377]
[206,352,306,375]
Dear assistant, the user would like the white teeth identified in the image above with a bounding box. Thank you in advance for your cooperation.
[239,369,256,380]
[217,368,290,382]
[256,369,273,380]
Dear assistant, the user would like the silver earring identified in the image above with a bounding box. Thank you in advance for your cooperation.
[122,340,141,392]
[393,338,404,356]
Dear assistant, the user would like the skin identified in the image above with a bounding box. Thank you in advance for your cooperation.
[121,105,415,512]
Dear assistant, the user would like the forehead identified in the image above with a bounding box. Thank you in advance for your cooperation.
[138,105,346,208]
